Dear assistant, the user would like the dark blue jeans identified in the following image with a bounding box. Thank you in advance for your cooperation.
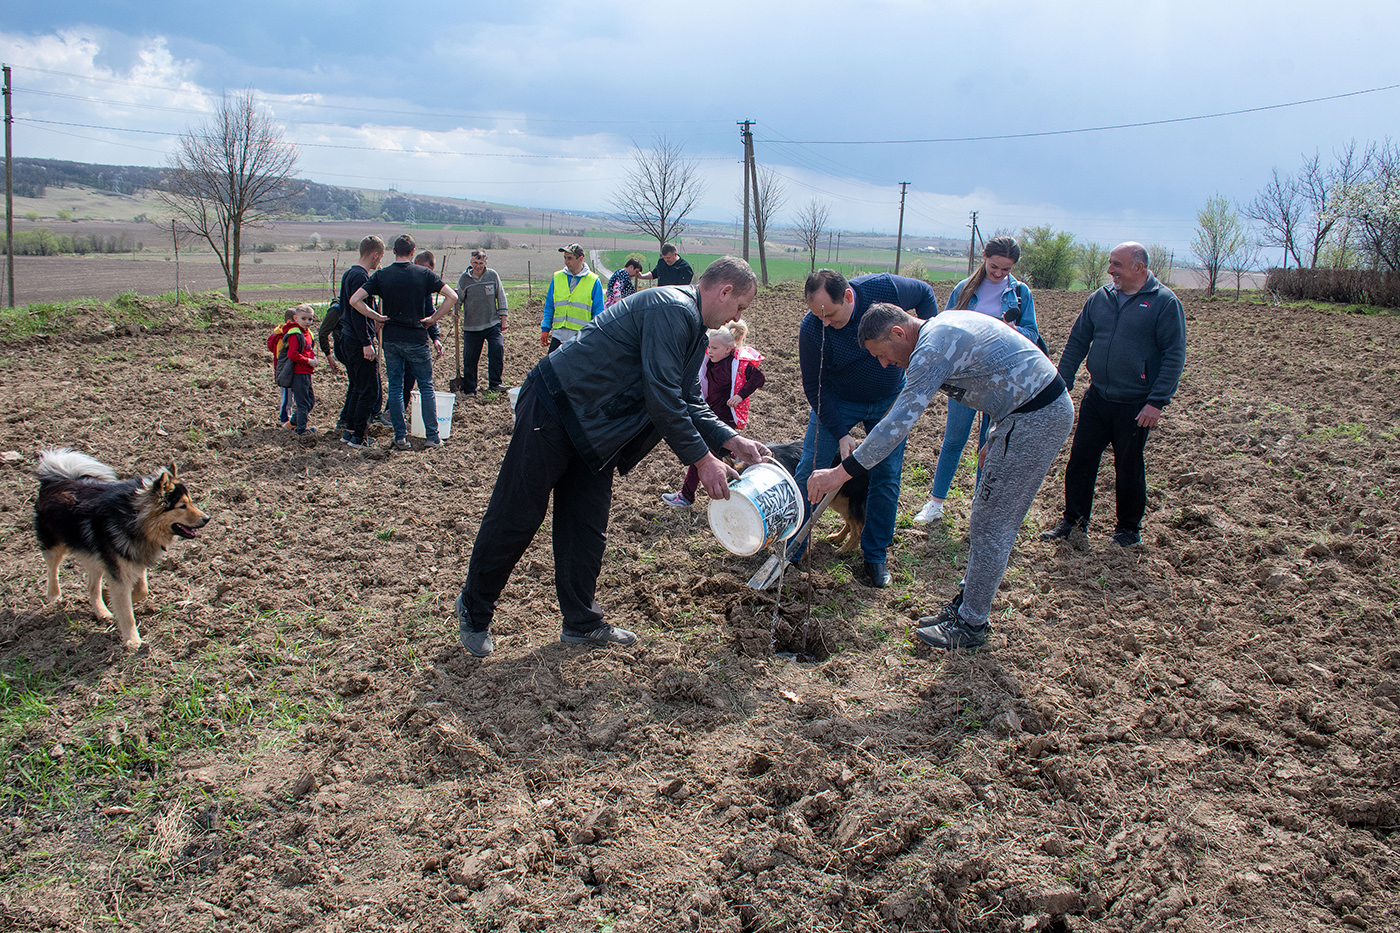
[384,341,438,442]
[792,395,906,563]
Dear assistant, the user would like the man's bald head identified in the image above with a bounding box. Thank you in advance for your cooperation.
[1108,242,1151,294]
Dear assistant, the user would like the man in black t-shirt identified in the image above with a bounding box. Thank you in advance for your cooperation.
[338,235,385,448]
[350,234,458,450]
[636,243,694,286]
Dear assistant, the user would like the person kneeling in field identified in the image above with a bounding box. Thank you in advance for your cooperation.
[806,303,1074,651]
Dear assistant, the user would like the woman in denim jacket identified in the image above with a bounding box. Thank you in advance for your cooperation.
[914,235,1043,524]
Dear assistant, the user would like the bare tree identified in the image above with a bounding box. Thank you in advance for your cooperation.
[1225,234,1262,300]
[1297,142,1366,268]
[793,198,831,272]
[1244,168,1303,269]
[610,134,707,252]
[1076,240,1109,290]
[753,166,786,256]
[1146,243,1175,286]
[158,90,302,302]
[1192,194,1245,298]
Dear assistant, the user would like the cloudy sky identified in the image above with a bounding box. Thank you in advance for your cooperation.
[2,0,1395,257]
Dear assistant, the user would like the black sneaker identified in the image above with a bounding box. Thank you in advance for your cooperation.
[1040,518,1082,541]
[915,616,989,650]
[456,592,493,658]
[560,625,637,648]
[918,590,964,629]
[1111,528,1142,547]
[345,435,375,449]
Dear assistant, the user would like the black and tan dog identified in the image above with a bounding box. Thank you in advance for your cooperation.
[35,449,210,649]
[763,441,869,554]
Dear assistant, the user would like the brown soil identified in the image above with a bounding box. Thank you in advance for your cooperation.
[1,285,1398,932]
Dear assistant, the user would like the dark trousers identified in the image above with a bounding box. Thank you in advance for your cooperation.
[344,346,382,441]
[459,376,613,635]
[1062,386,1151,533]
[290,373,314,432]
[462,323,505,392]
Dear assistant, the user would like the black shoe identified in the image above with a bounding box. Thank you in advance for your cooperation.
[456,592,493,658]
[862,561,891,588]
[489,383,510,392]
[1040,518,1082,541]
[917,590,964,629]
[1111,528,1142,547]
[560,624,637,648]
[915,616,989,650]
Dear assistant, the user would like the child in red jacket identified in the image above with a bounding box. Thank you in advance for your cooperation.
[662,319,766,508]
[267,304,319,435]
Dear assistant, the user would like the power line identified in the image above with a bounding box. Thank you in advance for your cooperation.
[757,81,1400,145]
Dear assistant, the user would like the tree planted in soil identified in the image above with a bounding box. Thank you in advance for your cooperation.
[159,89,303,303]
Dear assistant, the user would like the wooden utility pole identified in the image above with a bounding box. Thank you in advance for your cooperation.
[966,210,980,275]
[745,131,769,286]
[738,120,753,261]
[172,219,180,303]
[4,65,14,308]
[894,181,909,276]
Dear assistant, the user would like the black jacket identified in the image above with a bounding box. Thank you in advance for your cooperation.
[536,285,737,474]
[1057,273,1187,408]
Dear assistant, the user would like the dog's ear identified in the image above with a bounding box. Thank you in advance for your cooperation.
[154,467,177,497]
[166,462,179,482]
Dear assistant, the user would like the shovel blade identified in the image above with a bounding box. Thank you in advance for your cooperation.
[746,553,785,590]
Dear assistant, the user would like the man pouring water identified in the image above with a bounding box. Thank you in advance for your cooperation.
[454,257,771,658]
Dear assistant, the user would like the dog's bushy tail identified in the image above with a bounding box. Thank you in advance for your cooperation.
[36,448,118,483]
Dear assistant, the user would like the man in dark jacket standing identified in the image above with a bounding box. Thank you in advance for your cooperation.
[338,235,385,448]
[1042,242,1186,547]
[455,256,771,658]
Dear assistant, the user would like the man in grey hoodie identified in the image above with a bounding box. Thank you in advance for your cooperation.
[1042,242,1187,547]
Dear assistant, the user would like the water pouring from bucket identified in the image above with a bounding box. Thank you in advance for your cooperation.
[708,461,804,557]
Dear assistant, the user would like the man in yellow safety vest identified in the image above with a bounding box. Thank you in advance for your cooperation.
[541,243,604,351]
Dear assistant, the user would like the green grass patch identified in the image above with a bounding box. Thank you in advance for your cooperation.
[601,250,964,285]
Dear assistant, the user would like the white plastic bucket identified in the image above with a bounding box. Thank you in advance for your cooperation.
[508,386,521,411]
[708,461,804,556]
[408,389,456,439]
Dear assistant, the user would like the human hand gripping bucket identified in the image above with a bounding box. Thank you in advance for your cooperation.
[708,461,804,557]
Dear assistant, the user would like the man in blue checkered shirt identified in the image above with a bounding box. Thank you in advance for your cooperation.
[792,269,939,587]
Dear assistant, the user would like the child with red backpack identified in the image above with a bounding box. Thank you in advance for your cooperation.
[662,319,766,508]
[267,304,319,435]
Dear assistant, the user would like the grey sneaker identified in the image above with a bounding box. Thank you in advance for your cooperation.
[660,492,693,509]
[390,437,413,451]
[560,625,637,648]
[345,435,375,449]
[915,614,988,651]
[456,591,493,658]
[423,437,443,448]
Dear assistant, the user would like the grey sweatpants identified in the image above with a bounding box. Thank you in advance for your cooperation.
[959,392,1075,628]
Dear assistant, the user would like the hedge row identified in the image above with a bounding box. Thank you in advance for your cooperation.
[1266,267,1400,308]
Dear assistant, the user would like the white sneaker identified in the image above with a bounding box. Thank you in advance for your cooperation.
[913,500,944,524]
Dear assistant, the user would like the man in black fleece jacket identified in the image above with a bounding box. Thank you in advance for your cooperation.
[1042,241,1186,548]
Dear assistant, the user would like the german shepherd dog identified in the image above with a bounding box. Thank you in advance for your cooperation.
[764,441,869,554]
[35,449,210,649]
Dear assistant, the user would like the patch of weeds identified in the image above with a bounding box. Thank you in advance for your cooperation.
[376,528,395,541]
[904,463,931,487]
[829,562,853,585]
